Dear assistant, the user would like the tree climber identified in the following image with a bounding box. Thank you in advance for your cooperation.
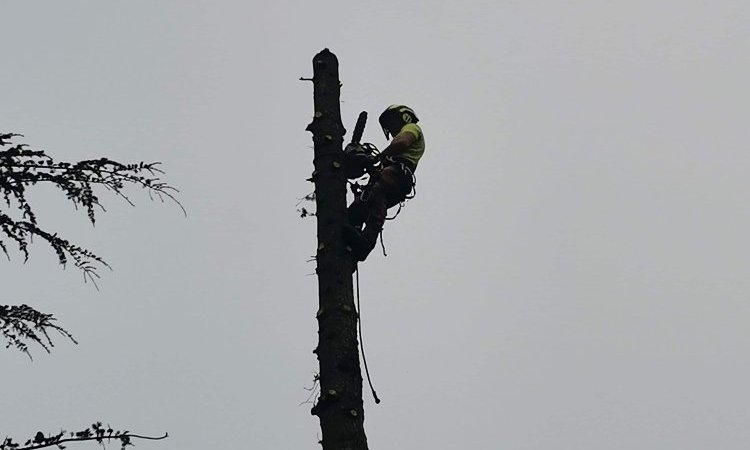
[344,104,425,262]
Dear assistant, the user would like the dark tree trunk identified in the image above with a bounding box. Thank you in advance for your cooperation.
[306,49,369,450]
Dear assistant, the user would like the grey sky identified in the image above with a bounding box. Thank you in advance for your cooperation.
[2,1,750,449]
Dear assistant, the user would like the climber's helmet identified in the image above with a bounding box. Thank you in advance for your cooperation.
[378,104,419,139]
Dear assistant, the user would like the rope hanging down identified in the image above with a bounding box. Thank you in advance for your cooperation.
[355,266,380,404]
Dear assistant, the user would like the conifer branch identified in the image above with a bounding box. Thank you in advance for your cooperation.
[1,423,167,450]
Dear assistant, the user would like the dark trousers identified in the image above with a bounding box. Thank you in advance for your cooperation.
[347,163,414,244]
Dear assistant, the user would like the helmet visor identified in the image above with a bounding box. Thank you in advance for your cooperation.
[379,113,401,139]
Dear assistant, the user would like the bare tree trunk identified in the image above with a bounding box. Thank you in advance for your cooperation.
[306,49,369,450]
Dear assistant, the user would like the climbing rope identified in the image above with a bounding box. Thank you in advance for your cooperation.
[355,266,381,404]
[379,230,388,257]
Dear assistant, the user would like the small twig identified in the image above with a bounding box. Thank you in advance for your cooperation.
[299,373,320,406]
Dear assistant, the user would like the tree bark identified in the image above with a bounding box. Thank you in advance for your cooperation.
[307,49,369,450]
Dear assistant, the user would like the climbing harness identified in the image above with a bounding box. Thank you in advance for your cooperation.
[384,158,417,221]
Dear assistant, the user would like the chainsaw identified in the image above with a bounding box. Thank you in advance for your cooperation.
[343,111,380,180]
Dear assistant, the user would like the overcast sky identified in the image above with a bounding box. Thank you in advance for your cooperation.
[2,1,750,449]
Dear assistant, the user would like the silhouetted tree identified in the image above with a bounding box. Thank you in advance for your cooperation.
[0,131,177,447]
[0,132,183,355]
[305,49,369,450]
